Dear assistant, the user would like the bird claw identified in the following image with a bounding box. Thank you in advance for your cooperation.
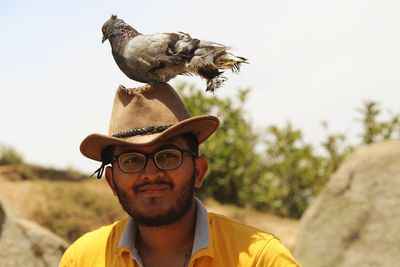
[117,84,154,95]
[143,83,153,91]
[134,83,153,93]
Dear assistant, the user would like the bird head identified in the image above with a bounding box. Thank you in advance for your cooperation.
[101,15,139,44]
[102,14,118,43]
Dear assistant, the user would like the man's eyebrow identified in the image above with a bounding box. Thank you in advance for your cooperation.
[115,144,184,154]
[156,144,185,150]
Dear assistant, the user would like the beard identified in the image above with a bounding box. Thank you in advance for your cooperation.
[112,169,196,227]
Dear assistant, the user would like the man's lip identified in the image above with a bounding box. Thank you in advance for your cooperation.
[136,184,171,194]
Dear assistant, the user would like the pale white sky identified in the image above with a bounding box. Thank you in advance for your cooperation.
[1,0,399,174]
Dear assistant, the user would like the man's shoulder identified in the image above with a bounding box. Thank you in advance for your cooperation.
[208,212,277,242]
[59,219,128,267]
[74,219,127,245]
[206,212,300,266]
[64,219,128,256]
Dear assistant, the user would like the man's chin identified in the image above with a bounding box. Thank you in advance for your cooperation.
[133,211,180,227]
[130,201,192,227]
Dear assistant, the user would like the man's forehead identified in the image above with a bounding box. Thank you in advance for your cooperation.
[112,135,188,154]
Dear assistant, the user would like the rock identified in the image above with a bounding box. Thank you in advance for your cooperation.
[294,141,400,267]
[0,195,68,267]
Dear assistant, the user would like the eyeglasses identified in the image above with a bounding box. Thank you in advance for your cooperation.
[113,145,197,173]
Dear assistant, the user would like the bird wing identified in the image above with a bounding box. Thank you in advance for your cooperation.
[123,33,187,70]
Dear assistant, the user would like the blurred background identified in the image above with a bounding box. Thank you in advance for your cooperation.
[1,0,399,173]
[1,1,400,265]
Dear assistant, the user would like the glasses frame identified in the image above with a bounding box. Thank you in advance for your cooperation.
[112,145,198,174]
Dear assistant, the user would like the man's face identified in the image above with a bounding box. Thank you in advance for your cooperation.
[105,136,206,227]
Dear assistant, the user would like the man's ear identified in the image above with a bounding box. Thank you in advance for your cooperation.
[194,157,208,189]
[105,166,117,195]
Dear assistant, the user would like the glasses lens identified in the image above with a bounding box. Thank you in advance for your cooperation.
[118,153,146,173]
[155,149,182,170]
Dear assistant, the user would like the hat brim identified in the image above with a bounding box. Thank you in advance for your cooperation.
[80,115,219,161]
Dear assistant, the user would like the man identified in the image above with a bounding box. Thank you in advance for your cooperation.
[59,83,300,267]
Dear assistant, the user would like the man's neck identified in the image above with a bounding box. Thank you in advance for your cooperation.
[136,199,197,254]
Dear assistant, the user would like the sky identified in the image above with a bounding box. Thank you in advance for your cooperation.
[1,0,399,174]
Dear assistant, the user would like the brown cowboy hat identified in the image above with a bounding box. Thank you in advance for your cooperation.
[80,83,220,161]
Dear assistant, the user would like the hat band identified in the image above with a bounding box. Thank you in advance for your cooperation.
[112,124,172,138]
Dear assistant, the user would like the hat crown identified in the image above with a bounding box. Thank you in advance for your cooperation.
[80,83,219,162]
[109,84,191,136]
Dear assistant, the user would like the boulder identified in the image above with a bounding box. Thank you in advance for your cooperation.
[0,195,68,267]
[294,141,400,267]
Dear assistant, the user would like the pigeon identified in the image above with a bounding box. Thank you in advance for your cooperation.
[101,15,248,92]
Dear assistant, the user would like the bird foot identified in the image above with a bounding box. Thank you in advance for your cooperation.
[117,84,154,95]
[141,83,153,92]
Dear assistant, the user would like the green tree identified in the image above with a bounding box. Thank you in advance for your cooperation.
[175,83,400,219]
[176,83,263,206]
[260,123,327,218]
[321,122,353,174]
[0,144,24,165]
[358,100,400,144]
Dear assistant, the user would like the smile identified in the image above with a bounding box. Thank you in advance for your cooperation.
[137,184,171,196]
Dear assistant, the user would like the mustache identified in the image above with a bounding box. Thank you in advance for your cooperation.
[133,179,173,191]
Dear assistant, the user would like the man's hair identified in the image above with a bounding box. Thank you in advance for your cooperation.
[181,132,199,156]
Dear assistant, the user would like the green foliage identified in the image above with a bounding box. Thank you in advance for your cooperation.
[320,123,354,174]
[176,82,399,219]
[357,100,400,144]
[176,83,262,206]
[0,145,24,165]
[260,123,327,217]
[176,83,333,218]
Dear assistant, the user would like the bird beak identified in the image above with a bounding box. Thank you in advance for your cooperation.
[102,35,107,43]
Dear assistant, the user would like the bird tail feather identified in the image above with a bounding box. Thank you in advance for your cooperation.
[206,75,227,92]
[215,53,248,73]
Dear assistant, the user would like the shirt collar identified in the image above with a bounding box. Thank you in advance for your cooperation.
[191,198,209,255]
[117,198,210,259]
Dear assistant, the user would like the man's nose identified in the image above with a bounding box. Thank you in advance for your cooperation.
[140,158,164,180]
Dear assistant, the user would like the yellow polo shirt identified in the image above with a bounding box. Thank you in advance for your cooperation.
[59,200,300,267]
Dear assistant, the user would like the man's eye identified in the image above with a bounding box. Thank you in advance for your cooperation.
[124,157,141,164]
[160,153,174,158]
[159,152,178,159]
